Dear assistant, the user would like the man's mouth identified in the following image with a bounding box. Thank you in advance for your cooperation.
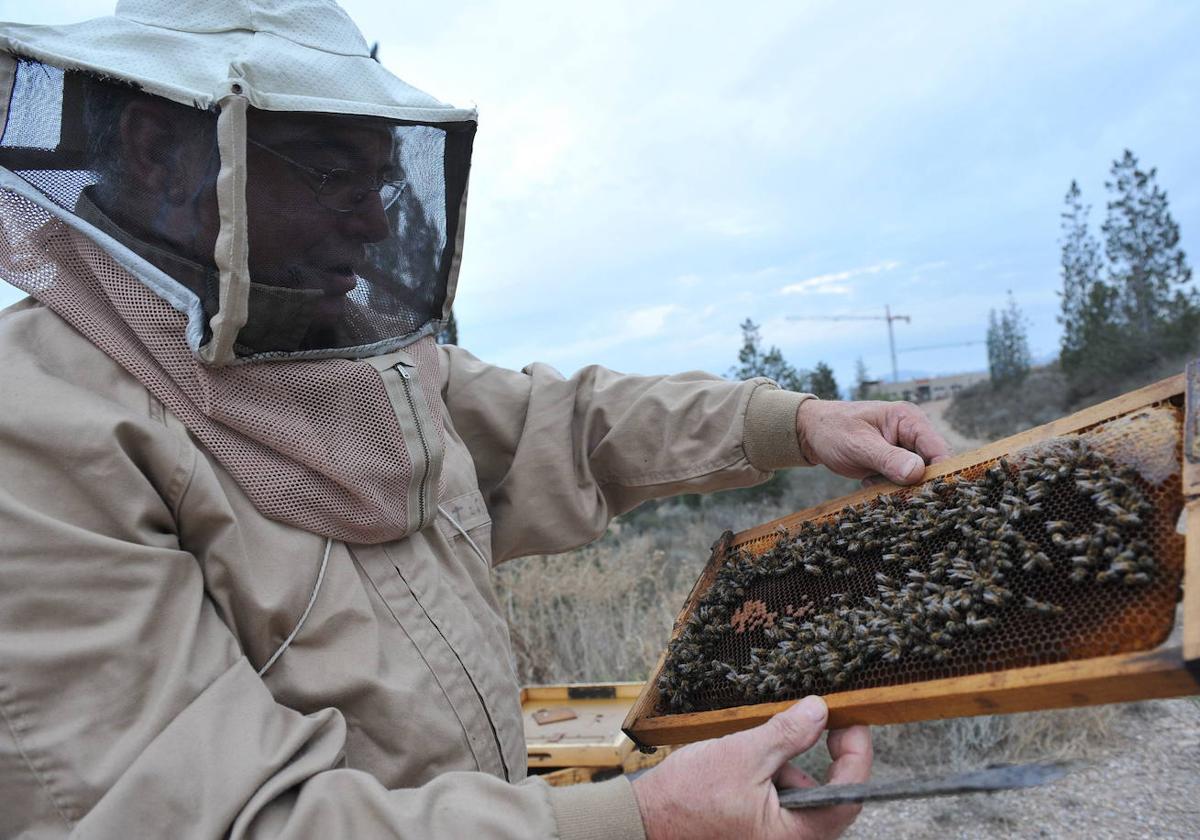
[317,265,359,295]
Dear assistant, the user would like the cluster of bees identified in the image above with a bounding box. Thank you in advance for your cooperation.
[657,437,1158,713]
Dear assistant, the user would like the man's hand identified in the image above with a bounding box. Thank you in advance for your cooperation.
[796,399,951,485]
[631,696,871,840]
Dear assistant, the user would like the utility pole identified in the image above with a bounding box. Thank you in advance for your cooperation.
[786,306,911,382]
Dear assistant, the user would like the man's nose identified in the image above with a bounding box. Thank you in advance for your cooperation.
[339,193,391,243]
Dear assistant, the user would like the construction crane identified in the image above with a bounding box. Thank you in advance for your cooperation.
[787,305,911,382]
[898,339,985,354]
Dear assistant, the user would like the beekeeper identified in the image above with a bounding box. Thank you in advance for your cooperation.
[0,2,949,838]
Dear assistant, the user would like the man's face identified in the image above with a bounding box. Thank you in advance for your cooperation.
[244,111,396,327]
[112,101,406,350]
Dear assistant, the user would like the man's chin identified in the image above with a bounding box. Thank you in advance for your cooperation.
[314,293,347,321]
[300,319,343,351]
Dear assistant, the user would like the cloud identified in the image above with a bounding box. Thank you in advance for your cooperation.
[525,303,683,362]
[779,260,901,295]
[625,304,679,338]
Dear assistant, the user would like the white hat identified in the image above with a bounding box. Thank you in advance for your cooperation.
[0,0,477,364]
[0,0,476,123]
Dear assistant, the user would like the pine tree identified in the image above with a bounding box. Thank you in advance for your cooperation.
[1102,150,1196,363]
[808,361,840,399]
[1057,153,1195,393]
[1058,181,1108,375]
[987,292,1031,388]
[853,357,872,400]
[729,319,805,391]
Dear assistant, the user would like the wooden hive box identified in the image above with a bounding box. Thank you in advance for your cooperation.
[624,372,1200,748]
[523,681,646,769]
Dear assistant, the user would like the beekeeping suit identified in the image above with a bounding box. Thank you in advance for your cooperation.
[0,2,813,837]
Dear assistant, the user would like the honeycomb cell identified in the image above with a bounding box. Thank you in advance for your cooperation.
[656,404,1185,714]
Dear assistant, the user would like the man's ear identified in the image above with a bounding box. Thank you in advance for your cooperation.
[117,100,186,203]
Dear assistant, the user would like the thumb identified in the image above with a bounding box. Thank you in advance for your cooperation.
[858,435,926,485]
[724,695,829,779]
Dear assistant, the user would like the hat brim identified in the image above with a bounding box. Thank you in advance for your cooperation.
[0,15,477,123]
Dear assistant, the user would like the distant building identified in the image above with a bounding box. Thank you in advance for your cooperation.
[863,370,988,403]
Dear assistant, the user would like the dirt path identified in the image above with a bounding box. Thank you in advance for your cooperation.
[842,697,1200,839]
[918,397,986,455]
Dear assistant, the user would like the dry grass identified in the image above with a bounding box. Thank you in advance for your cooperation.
[497,467,1130,767]
[869,705,1123,769]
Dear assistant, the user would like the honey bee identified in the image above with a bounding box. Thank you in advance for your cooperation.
[966,614,995,632]
[1022,596,1064,616]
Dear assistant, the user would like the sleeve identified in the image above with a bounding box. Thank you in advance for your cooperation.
[439,344,814,563]
[0,385,644,839]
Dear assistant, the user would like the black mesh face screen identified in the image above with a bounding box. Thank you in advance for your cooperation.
[238,113,460,355]
[657,405,1185,714]
[0,61,475,359]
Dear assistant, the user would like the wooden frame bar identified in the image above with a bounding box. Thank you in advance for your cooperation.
[1184,362,1200,671]
[624,374,1200,749]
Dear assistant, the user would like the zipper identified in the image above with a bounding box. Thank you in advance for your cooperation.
[395,362,432,528]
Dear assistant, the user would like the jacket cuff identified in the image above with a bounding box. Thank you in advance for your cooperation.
[743,385,816,471]
[549,776,647,840]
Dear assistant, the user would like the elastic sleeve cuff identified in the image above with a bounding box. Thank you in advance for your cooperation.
[743,385,816,471]
[548,776,647,840]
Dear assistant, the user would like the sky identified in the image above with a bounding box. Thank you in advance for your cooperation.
[0,0,1197,393]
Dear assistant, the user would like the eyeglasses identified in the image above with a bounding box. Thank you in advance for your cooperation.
[246,137,407,214]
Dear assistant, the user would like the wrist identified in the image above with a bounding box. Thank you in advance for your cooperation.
[795,397,821,466]
[744,385,815,470]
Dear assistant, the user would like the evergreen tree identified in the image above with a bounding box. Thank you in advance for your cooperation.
[853,357,872,400]
[1102,150,1197,363]
[729,319,805,391]
[1057,152,1195,393]
[1058,181,1108,375]
[808,361,840,400]
[987,292,1031,388]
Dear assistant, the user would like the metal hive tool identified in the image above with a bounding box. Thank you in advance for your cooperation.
[624,373,1200,748]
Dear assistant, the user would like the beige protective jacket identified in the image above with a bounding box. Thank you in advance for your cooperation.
[0,299,810,839]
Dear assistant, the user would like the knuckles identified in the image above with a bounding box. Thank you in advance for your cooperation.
[768,709,821,748]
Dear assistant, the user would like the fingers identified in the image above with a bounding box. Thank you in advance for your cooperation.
[724,695,828,780]
[891,404,952,465]
[856,432,927,485]
[784,727,873,839]
[799,399,953,485]
[826,726,872,785]
[773,760,818,791]
[858,403,953,484]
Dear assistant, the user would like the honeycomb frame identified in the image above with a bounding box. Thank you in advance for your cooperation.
[625,374,1200,748]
